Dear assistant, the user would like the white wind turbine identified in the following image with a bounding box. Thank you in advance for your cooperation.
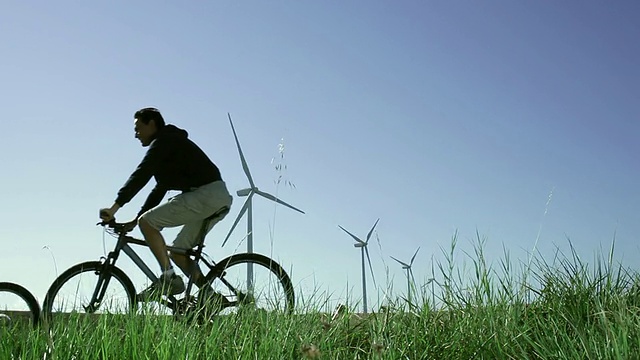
[390,247,420,305]
[338,219,379,313]
[221,113,305,292]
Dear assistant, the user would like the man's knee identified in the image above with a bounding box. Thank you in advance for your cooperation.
[138,215,155,232]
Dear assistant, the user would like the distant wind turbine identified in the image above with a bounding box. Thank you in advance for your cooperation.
[222,113,305,292]
[390,247,420,305]
[338,219,379,313]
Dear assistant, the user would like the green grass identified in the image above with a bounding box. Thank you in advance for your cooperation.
[3,237,640,359]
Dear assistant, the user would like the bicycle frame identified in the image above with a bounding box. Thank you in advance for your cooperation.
[87,224,215,314]
[90,208,240,314]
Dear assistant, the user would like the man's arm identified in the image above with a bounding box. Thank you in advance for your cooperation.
[100,139,166,223]
[137,184,168,217]
[100,182,166,222]
[114,139,165,208]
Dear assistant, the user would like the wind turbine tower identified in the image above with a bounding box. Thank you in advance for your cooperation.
[390,247,420,305]
[339,219,379,313]
[222,113,305,292]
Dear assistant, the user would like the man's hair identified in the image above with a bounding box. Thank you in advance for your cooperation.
[134,107,166,128]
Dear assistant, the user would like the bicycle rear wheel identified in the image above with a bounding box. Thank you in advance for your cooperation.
[205,253,295,315]
[42,261,136,323]
[0,282,41,328]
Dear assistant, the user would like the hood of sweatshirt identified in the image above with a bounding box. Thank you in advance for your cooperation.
[157,124,188,139]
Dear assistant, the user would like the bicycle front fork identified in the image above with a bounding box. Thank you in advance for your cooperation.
[84,257,116,313]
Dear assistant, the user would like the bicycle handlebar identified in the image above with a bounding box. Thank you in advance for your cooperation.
[97,219,131,234]
[98,209,133,234]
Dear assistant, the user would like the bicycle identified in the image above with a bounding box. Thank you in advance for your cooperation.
[0,281,41,328]
[41,206,295,323]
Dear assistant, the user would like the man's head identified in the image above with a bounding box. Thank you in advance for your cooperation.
[134,107,165,147]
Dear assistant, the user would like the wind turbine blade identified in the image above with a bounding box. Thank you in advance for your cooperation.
[365,218,380,244]
[221,195,251,247]
[228,113,255,188]
[338,226,365,244]
[410,247,421,266]
[365,246,376,288]
[254,189,305,214]
[390,256,410,268]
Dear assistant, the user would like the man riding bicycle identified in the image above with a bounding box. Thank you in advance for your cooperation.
[99,107,232,303]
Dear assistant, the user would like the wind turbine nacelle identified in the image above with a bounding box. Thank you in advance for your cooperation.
[237,188,252,197]
[354,243,365,248]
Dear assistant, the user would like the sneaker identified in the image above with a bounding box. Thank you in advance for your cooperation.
[138,273,185,302]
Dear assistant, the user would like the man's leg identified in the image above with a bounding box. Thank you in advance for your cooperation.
[141,181,232,295]
[137,211,186,298]
[170,253,207,288]
[170,205,229,289]
[168,182,233,309]
[169,218,217,289]
[138,217,172,271]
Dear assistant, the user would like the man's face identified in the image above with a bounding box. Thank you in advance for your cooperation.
[134,118,157,147]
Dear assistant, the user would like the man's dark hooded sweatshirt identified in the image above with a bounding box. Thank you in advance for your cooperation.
[114,124,222,216]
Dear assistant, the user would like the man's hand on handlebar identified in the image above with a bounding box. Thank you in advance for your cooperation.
[99,204,136,233]
[99,208,115,222]
[99,203,121,222]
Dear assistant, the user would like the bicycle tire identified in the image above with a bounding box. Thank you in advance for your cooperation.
[42,261,136,323]
[206,253,295,314]
[0,282,41,327]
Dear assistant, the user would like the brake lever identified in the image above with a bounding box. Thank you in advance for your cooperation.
[96,220,117,227]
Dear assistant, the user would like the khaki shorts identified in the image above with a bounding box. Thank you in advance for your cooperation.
[139,180,233,249]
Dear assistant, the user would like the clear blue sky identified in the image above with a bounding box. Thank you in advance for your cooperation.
[1,1,638,312]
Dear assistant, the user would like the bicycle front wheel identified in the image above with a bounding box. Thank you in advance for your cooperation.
[0,282,41,328]
[42,261,136,323]
[207,253,295,315]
